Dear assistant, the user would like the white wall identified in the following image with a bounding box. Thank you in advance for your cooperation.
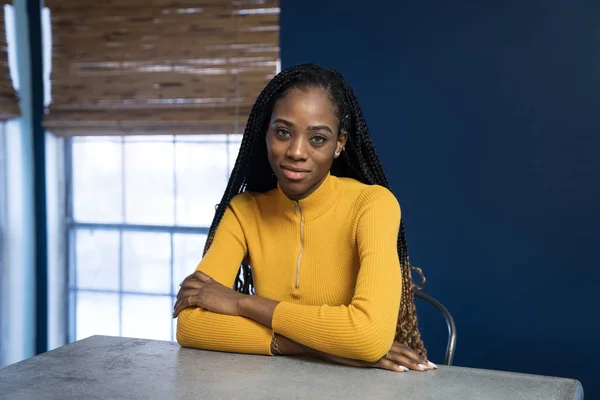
[0,118,36,366]
[46,132,66,351]
[0,2,36,367]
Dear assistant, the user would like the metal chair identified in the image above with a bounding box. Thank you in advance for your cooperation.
[415,291,457,365]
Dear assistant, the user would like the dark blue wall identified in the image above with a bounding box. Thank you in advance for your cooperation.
[281,0,600,396]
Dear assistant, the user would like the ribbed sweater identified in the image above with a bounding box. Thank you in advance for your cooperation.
[176,173,402,362]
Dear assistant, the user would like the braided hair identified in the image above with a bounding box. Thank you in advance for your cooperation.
[204,63,427,356]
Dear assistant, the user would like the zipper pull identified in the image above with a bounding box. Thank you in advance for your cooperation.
[295,201,300,212]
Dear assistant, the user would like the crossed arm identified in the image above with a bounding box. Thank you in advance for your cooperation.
[173,193,435,372]
[173,270,434,372]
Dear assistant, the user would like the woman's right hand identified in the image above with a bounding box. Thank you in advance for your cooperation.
[321,341,437,372]
[274,335,436,373]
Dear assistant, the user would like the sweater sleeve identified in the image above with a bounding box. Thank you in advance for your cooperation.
[271,186,402,362]
[176,196,273,355]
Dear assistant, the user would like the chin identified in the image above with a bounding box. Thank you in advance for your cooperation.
[280,181,307,195]
[277,178,310,197]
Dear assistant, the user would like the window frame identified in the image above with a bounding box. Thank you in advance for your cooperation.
[65,134,240,342]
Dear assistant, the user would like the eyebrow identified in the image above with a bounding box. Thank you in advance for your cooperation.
[308,125,333,134]
[272,118,295,128]
[272,118,334,134]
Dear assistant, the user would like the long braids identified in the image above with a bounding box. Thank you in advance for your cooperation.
[204,63,427,356]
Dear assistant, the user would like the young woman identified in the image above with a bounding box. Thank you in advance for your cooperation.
[173,63,434,373]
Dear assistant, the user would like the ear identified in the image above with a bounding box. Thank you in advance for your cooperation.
[334,132,349,158]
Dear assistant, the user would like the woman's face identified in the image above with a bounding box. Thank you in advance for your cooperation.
[266,87,348,200]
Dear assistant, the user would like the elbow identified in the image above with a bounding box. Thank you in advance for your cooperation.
[175,309,194,347]
[346,323,396,363]
[363,347,391,364]
[341,304,397,362]
[175,328,189,348]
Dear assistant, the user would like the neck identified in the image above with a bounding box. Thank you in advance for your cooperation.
[274,173,339,222]
[281,174,329,201]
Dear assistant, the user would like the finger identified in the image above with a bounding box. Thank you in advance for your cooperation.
[175,285,189,299]
[179,279,204,290]
[179,273,199,287]
[173,294,187,311]
[173,299,186,318]
[398,349,432,369]
[177,288,202,300]
[386,353,428,372]
[398,348,428,366]
[376,357,410,372]
[173,296,197,318]
[174,288,201,311]
[193,270,213,283]
[391,342,425,364]
[173,294,193,313]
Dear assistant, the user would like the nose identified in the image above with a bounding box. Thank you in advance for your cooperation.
[286,135,309,161]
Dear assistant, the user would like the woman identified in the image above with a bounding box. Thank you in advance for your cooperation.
[173,63,434,372]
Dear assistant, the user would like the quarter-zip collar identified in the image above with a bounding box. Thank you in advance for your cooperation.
[275,173,339,223]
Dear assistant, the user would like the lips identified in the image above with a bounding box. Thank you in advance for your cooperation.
[281,166,310,181]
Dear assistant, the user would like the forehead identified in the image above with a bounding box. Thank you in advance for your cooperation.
[271,87,338,124]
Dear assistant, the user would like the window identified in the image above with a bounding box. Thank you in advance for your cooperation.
[67,134,242,342]
[45,0,279,345]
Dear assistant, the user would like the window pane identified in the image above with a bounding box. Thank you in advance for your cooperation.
[72,139,123,223]
[122,232,171,294]
[76,291,119,340]
[124,141,174,225]
[75,229,119,290]
[175,142,227,226]
[172,233,207,294]
[121,294,172,341]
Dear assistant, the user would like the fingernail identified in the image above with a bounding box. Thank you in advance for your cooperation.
[418,364,428,370]
[397,365,409,372]
[428,361,438,369]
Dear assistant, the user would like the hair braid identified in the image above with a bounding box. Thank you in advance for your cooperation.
[203,63,427,356]
[334,75,427,356]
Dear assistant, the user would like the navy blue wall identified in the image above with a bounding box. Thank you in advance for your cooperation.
[281,0,600,396]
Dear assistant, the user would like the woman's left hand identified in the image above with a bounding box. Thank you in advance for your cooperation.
[173,271,244,318]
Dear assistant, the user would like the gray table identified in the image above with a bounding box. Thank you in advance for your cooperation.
[0,335,583,400]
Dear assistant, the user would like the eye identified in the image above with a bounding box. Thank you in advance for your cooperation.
[310,136,327,144]
[276,128,291,138]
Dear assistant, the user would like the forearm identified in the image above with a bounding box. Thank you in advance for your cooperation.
[234,296,356,363]
[177,297,329,360]
[272,334,377,369]
[272,301,398,362]
[176,307,272,355]
[271,333,313,356]
[236,294,396,362]
[237,294,279,329]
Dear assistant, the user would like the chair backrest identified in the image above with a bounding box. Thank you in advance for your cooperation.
[414,291,457,365]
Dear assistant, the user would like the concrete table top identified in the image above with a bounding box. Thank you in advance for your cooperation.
[0,335,584,399]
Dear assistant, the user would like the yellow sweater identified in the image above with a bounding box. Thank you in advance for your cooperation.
[176,173,402,362]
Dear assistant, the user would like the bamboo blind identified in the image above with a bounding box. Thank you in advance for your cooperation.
[0,0,19,121]
[44,0,279,136]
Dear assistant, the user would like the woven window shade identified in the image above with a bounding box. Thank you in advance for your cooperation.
[44,0,279,136]
[0,0,19,121]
